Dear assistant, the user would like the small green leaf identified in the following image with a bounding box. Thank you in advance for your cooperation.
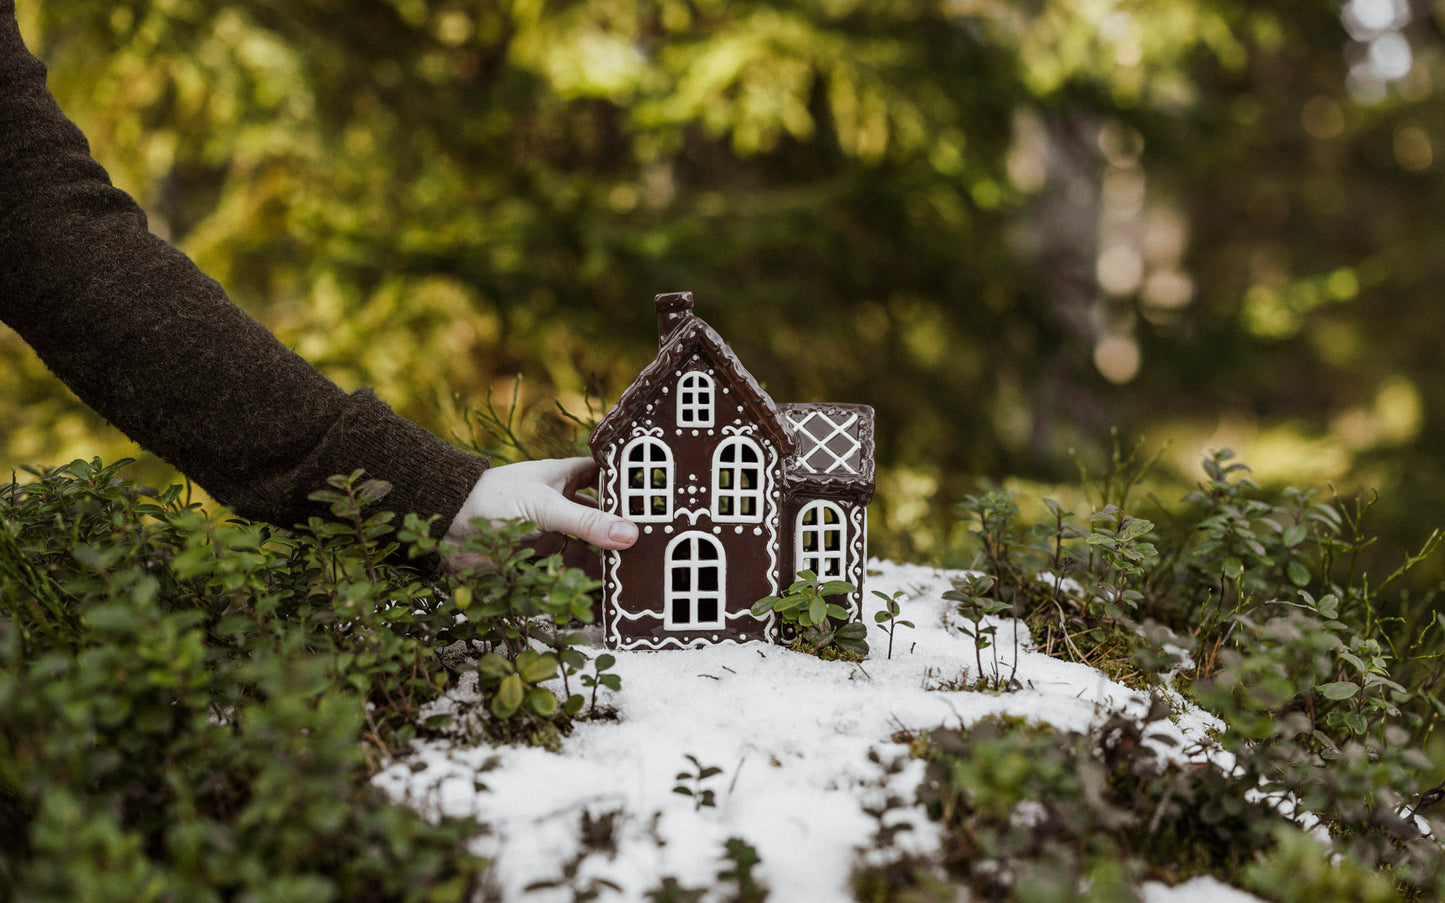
[494,674,524,718]
[517,652,558,684]
[1287,560,1311,587]
[477,654,512,679]
[750,596,781,616]
[1320,681,1360,701]
[452,585,473,610]
[526,688,558,716]
[809,596,827,626]
[1120,518,1154,541]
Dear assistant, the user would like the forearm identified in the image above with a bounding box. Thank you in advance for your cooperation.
[0,3,486,533]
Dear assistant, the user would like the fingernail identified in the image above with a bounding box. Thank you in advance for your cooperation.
[608,522,639,546]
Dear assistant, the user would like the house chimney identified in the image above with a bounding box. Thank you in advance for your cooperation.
[655,291,694,344]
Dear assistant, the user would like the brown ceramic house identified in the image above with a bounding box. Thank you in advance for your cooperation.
[589,292,876,651]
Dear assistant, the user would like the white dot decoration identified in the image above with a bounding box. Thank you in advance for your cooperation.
[735,526,743,534]
[753,527,763,536]
[644,526,653,534]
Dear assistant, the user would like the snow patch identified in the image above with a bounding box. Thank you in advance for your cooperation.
[374,559,1263,902]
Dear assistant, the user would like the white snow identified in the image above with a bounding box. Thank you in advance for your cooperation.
[374,559,1262,902]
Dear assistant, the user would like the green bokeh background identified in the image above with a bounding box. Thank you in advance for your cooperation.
[6,0,1445,570]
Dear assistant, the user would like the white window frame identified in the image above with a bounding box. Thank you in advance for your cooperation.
[621,437,673,522]
[712,436,765,523]
[796,500,847,580]
[677,371,715,428]
[665,532,726,630]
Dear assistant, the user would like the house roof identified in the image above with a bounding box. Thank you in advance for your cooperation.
[589,295,795,456]
[780,403,876,504]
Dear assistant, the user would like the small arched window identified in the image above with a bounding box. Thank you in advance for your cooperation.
[677,372,715,428]
[666,532,726,630]
[796,500,846,579]
[621,437,672,521]
[712,436,764,522]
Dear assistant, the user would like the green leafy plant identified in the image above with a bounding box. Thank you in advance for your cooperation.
[405,515,606,746]
[716,837,770,903]
[673,755,724,810]
[751,570,868,660]
[523,808,626,901]
[881,446,1445,900]
[872,589,916,660]
[942,572,1017,690]
[478,649,564,720]
[581,653,622,715]
[0,459,486,902]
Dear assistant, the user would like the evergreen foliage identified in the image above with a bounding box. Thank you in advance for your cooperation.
[0,458,607,900]
[853,447,1445,901]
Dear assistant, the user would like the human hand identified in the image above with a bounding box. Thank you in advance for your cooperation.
[442,456,637,575]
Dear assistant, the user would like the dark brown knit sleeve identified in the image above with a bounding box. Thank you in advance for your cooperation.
[0,3,487,534]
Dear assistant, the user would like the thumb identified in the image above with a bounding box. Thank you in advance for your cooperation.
[533,498,638,550]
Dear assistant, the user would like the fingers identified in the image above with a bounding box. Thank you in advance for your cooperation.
[504,458,636,549]
[449,457,638,553]
[530,496,638,550]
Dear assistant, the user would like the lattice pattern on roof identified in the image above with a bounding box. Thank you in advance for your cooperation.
[781,403,875,502]
[788,408,863,474]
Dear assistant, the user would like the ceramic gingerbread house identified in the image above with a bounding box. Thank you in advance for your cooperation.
[589,292,876,651]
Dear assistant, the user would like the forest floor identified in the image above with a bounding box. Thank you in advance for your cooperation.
[375,560,1267,902]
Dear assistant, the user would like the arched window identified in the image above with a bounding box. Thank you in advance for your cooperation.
[666,532,726,630]
[796,500,846,579]
[621,437,672,521]
[677,372,715,428]
[712,436,764,522]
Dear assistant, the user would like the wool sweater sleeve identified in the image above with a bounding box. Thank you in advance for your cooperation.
[0,4,488,534]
